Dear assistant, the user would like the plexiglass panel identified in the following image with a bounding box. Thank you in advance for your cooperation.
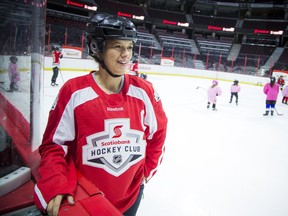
[0,0,46,175]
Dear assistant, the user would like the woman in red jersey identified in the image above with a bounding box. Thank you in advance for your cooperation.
[34,13,168,216]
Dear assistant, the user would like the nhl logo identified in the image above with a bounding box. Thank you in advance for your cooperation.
[113,154,122,164]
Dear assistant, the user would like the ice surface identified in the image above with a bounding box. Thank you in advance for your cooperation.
[42,70,288,216]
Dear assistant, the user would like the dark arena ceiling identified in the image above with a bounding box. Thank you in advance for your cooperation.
[95,0,288,11]
[48,0,287,20]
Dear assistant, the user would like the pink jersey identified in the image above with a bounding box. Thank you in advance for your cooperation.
[34,72,167,213]
[263,83,279,100]
[230,84,240,93]
[8,63,20,83]
[207,86,222,103]
[282,86,288,97]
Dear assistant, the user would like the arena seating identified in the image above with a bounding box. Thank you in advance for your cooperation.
[40,0,288,74]
[274,48,288,70]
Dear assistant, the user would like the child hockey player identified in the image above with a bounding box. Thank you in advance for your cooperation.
[130,59,139,76]
[263,76,279,116]
[229,79,241,105]
[282,85,288,104]
[207,80,222,111]
[277,75,285,90]
[51,47,63,86]
[8,56,20,91]
[130,59,147,80]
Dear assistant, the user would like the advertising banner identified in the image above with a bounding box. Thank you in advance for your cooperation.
[62,46,82,59]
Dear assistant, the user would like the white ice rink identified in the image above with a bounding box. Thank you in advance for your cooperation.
[42,70,288,216]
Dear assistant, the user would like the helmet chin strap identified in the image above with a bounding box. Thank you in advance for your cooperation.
[94,55,122,78]
[101,61,122,78]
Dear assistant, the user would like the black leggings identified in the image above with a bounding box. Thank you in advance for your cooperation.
[51,66,59,83]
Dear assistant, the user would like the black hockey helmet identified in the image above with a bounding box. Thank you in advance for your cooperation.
[212,80,218,85]
[270,76,276,84]
[233,80,239,85]
[9,56,18,63]
[85,12,137,56]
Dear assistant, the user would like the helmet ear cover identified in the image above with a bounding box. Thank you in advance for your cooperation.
[86,35,105,56]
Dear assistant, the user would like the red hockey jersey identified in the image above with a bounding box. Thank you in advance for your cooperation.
[34,72,168,213]
[52,50,62,66]
[130,62,139,76]
[277,78,285,86]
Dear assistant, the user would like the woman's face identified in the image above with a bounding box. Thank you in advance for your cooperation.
[103,39,134,76]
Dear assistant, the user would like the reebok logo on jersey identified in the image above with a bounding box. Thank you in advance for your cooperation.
[82,118,146,177]
[107,107,124,111]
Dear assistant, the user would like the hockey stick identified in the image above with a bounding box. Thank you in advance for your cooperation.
[0,85,13,92]
[59,68,65,83]
[274,108,283,116]
[196,86,207,91]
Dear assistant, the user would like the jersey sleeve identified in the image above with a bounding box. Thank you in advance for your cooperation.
[34,83,77,212]
[143,83,168,182]
[263,84,268,94]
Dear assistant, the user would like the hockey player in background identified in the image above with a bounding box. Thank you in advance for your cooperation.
[130,59,139,76]
[277,75,285,90]
[263,76,279,116]
[130,59,147,80]
[207,80,222,111]
[34,13,168,216]
[51,47,63,86]
[8,56,20,91]
[229,79,241,105]
[282,85,288,104]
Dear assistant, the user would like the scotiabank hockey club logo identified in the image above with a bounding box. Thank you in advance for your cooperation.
[82,118,146,176]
